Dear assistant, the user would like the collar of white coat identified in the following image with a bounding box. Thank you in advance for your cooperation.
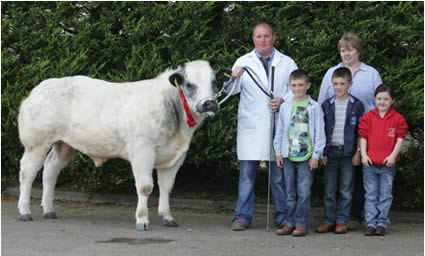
[246,49,286,89]
[248,48,285,68]
[255,48,275,62]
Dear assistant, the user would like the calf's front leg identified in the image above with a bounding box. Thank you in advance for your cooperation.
[156,154,185,227]
[130,146,155,231]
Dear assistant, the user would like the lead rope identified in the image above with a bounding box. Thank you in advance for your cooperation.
[217,66,274,106]
[216,76,239,107]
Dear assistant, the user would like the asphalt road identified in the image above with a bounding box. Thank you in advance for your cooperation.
[2,195,423,256]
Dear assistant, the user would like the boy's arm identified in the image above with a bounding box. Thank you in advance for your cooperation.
[312,104,326,160]
[309,104,325,170]
[383,116,408,166]
[383,138,404,167]
[320,101,328,166]
[359,113,372,166]
[353,102,366,166]
[276,155,284,168]
[352,137,361,166]
[273,108,285,157]
[360,138,372,166]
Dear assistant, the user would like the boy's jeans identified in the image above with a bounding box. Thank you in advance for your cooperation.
[350,165,365,222]
[233,160,288,226]
[282,159,314,228]
[323,146,354,224]
[363,165,396,229]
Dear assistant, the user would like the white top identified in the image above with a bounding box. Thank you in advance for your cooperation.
[225,49,298,160]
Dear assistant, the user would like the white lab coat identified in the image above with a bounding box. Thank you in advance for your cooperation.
[227,49,298,160]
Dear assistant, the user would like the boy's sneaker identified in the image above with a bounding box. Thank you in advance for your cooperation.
[364,226,376,236]
[375,226,386,236]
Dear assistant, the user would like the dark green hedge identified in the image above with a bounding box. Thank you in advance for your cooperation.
[2,2,423,209]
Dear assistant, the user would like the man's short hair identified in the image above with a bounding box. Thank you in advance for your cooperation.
[289,69,310,83]
[252,22,274,36]
[332,67,352,82]
[338,32,362,54]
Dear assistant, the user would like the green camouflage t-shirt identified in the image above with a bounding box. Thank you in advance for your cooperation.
[288,99,312,162]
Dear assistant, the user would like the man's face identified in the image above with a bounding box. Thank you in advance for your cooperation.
[253,25,274,57]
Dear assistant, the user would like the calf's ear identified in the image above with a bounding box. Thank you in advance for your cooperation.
[169,73,184,87]
[215,69,232,83]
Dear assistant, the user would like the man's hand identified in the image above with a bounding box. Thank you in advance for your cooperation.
[270,97,284,112]
[232,67,245,78]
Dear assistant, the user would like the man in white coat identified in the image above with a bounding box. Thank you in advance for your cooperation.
[225,22,298,231]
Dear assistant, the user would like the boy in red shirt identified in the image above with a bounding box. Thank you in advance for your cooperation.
[358,84,408,236]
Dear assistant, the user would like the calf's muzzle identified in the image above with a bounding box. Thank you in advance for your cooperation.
[196,98,218,114]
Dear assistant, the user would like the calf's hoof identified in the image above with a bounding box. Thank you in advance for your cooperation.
[136,223,150,231]
[162,218,178,227]
[44,212,57,219]
[19,214,33,221]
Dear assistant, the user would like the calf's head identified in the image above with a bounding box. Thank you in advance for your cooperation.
[169,60,229,116]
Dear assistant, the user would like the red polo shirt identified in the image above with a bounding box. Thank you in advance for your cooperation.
[358,108,408,166]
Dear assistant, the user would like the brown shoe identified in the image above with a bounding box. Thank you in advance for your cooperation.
[334,224,348,234]
[292,226,307,237]
[231,220,248,231]
[315,223,335,233]
[276,224,295,236]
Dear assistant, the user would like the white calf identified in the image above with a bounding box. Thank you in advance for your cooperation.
[17,60,224,231]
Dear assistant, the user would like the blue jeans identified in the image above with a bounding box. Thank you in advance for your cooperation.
[233,160,287,226]
[282,159,314,228]
[323,146,354,224]
[363,165,396,229]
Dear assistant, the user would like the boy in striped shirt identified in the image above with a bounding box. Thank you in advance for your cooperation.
[316,67,365,234]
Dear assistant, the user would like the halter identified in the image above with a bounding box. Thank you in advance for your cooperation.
[175,81,219,128]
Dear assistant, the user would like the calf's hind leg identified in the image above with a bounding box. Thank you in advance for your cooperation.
[18,145,51,221]
[41,142,75,219]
